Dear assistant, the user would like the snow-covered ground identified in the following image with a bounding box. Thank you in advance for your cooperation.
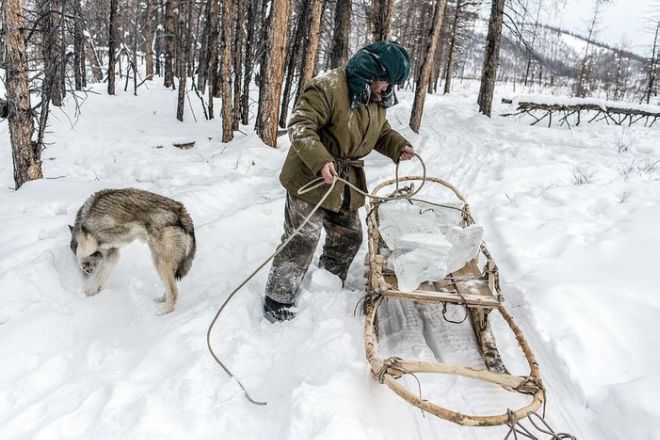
[1,81,658,439]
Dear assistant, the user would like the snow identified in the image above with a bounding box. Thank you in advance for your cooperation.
[1,80,659,439]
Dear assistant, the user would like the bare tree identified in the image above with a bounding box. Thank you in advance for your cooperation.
[241,0,256,125]
[609,39,632,101]
[574,0,609,97]
[40,0,65,105]
[221,0,234,141]
[232,0,246,129]
[144,0,156,80]
[164,0,175,88]
[477,0,506,116]
[176,0,193,121]
[4,0,42,188]
[329,0,351,68]
[279,0,310,128]
[409,0,448,133]
[256,0,292,147]
[296,0,324,100]
[370,0,394,42]
[443,0,463,94]
[645,21,659,104]
[108,0,119,95]
[72,0,84,90]
[205,0,220,117]
[83,31,104,82]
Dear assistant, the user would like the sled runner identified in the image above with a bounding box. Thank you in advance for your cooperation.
[363,176,544,426]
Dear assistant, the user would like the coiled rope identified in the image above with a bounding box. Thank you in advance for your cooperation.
[206,154,435,405]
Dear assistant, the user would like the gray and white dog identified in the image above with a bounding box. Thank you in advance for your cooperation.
[69,188,196,314]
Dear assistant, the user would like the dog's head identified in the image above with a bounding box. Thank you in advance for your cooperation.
[69,225,103,275]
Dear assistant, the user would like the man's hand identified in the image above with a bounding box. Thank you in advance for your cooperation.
[399,145,415,161]
[320,161,338,184]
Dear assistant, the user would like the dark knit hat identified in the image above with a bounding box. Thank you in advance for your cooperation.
[346,41,411,108]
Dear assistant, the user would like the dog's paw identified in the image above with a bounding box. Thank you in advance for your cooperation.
[153,294,166,303]
[158,303,174,315]
[85,284,102,296]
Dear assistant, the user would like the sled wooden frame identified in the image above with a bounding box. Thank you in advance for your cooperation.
[364,176,544,426]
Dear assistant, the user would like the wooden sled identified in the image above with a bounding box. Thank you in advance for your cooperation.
[364,176,544,426]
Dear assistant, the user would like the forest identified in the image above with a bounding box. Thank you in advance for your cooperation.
[3,0,659,189]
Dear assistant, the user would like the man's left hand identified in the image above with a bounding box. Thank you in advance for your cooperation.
[399,145,415,161]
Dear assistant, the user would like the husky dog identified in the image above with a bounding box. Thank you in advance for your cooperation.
[69,188,196,314]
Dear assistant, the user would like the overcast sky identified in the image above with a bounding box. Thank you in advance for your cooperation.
[557,0,660,53]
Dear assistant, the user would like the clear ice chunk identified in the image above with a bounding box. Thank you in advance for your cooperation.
[377,200,484,292]
[445,224,484,274]
[378,201,436,250]
[393,247,450,292]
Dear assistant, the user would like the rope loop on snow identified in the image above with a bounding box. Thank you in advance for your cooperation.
[207,154,429,406]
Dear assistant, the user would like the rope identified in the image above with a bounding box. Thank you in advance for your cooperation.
[377,356,426,417]
[441,274,470,324]
[353,290,383,317]
[505,410,577,440]
[207,154,435,405]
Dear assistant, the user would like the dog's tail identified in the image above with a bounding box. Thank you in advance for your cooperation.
[175,205,196,280]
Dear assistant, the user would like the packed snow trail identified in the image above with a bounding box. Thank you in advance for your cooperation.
[1,84,658,439]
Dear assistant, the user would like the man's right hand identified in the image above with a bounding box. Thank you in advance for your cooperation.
[320,162,338,184]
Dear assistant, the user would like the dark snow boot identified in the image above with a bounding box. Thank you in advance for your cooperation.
[263,296,295,323]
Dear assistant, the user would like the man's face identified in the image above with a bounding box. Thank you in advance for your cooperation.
[370,80,390,103]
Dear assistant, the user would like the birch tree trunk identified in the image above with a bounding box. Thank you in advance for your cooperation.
[409,0,447,133]
[256,0,291,147]
[477,0,506,117]
[4,0,42,188]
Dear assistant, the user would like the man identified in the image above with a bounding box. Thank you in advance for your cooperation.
[264,41,415,322]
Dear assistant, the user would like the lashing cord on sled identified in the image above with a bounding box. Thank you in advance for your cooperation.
[207,153,462,405]
[504,409,577,440]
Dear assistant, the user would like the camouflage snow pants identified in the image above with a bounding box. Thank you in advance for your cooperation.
[265,192,363,305]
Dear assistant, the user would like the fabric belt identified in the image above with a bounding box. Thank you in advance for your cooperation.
[334,158,364,209]
[334,157,364,177]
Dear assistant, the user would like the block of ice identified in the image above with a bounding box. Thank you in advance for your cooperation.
[445,224,484,273]
[377,199,484,291]
[392,247,450,292]
[397,232,452,254]
[378,200,436,250]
